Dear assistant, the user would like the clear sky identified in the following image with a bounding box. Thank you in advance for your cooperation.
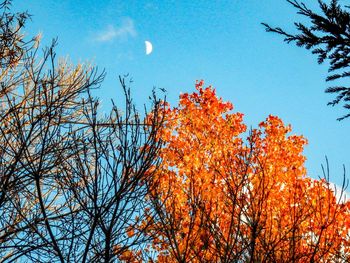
[13,0,350,186]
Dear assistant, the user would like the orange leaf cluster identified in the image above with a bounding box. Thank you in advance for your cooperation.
[133,81,350,262]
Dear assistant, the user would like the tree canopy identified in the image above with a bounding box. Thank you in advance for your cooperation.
[0,1,165,261]
[122,81,350,262]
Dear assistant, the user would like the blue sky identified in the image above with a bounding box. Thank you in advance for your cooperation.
[14,0,350,186]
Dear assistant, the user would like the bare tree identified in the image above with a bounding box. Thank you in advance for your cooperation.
[0,1,165,262]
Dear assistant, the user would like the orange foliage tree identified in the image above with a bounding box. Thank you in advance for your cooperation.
[124,81,350,262]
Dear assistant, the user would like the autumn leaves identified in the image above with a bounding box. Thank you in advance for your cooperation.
[120,81,350,262]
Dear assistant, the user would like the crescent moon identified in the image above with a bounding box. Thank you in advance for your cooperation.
[145,40,153,55]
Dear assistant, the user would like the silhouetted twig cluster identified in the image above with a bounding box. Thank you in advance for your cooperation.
[263,0,350,120]
[0,1,165,262]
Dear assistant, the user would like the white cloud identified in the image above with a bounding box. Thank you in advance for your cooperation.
[95,18,137,42]
[329,182,350,203]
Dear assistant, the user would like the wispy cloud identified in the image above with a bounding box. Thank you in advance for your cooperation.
[95,18,137,42]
